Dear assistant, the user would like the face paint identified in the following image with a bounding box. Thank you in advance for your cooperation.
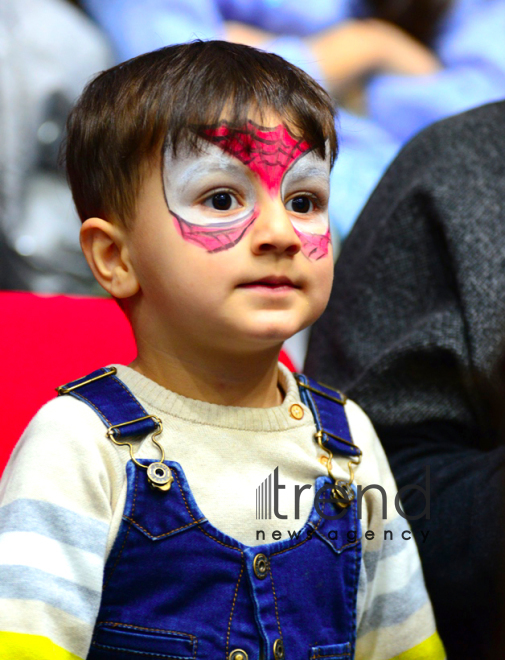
[163,142,258,253]
[281,148,331,260]
[202,120,310,197]
[293,226,331,261]
[172,206,258,253]
[163,120,331,259]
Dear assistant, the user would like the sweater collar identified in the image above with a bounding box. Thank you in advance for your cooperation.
[113,363,312,433]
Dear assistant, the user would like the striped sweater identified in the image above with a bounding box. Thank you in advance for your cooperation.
[0,364,445,659]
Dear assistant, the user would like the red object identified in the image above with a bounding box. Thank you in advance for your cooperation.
[203,121,310,195]
[279,347,295,372]
[0,292,295,473]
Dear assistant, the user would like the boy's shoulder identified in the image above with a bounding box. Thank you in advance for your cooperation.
[2,393,124,502]
[344,398,380,449]
[18,392,111,460]
[297,372,379,450]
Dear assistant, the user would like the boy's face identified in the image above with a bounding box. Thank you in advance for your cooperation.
[126,113,333,355]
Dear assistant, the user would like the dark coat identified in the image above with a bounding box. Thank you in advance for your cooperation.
[306,101,505,659]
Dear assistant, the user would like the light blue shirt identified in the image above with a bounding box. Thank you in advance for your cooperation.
[83,0,505,237]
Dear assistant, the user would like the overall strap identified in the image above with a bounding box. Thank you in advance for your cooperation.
[295,374,360,459]
[56,367,158,439]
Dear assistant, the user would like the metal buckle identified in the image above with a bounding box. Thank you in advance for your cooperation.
[294,376,347,405]
[106,414,162,440]
[315,429,362,509]
[106,415,171,492]
[56,367,117,395]
[315,428,362,457]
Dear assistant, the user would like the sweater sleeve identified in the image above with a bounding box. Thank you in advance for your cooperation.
[345,401,445,660]
[0,397,125,660]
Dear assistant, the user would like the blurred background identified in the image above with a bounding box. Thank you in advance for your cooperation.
[0,0,111,293]
[1,0,505,295]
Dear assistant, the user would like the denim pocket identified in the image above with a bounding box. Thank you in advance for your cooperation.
[310,641,351,659]
[90,622,197,659]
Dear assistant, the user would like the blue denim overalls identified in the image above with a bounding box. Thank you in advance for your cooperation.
[58,368,362,660]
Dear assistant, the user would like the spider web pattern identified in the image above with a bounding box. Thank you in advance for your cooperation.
[202,121,311,195]
[172,209,258,253]
[293,226,331,261]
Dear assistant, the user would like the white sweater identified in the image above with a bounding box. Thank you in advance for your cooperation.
[0,364,444,659]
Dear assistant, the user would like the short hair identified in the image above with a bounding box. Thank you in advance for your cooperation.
[65,40,338,226]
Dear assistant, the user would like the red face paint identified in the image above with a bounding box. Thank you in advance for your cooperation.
[202,121,311,197]
[172,208,258,253]
[293,226,331,261]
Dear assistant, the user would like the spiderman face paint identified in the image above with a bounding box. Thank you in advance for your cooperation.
[163,120,330,259]
[201,121,310,197]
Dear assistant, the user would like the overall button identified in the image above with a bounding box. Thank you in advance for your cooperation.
[229,650,248,660]
[253,553,269,579]
[147,462,173,491]
[273,638,285,659]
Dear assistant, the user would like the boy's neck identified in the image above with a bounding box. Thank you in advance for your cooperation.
[129,343,284,408]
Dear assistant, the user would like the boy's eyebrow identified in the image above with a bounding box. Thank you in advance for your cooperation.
[168,157,248,189]
[283,161,330,185]
[165,146,330,195]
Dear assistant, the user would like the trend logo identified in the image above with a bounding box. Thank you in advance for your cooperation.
[256,467,288,520]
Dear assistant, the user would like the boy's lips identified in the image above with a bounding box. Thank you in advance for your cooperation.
[237,276,301,290]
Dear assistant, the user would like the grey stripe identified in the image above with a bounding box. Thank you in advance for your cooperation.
[0,565,101,624]
[363,517,414,582]
[358,566,429,638]
[0,499,108,556]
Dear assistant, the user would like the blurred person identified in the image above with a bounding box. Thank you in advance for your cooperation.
[0,0,112,293]
[82,0,505,237]
[305,100,505,659]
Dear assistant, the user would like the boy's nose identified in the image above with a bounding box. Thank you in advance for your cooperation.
[250,200,302,256]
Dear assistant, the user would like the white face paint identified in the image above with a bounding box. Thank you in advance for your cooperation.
[280,148,331,236]
[163,142,257,228]
[162,129,331,258]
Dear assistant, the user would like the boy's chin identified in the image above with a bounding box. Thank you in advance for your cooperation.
[239,320,309,350]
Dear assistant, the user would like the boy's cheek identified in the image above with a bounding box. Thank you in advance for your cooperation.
[319,256,335,304]
[295,227,331,261]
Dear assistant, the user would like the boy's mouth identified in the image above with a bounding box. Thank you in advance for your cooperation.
[237,276,300,290]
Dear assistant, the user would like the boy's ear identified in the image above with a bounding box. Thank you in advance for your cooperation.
[80,218,139,298]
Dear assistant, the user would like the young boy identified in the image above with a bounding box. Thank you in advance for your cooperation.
[0,41,444,660]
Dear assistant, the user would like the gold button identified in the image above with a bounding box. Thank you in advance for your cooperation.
[229,650,248,660]
[253,553,269,579]
[273,638,285,659]
[289,403,304,420]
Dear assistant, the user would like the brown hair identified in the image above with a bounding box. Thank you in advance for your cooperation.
[65,40,337,226]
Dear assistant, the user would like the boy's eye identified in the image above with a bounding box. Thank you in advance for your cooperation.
[203,192,238,211]
[286,196,314,214]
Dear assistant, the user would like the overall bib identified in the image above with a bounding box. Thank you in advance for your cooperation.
[58,368,362,660]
